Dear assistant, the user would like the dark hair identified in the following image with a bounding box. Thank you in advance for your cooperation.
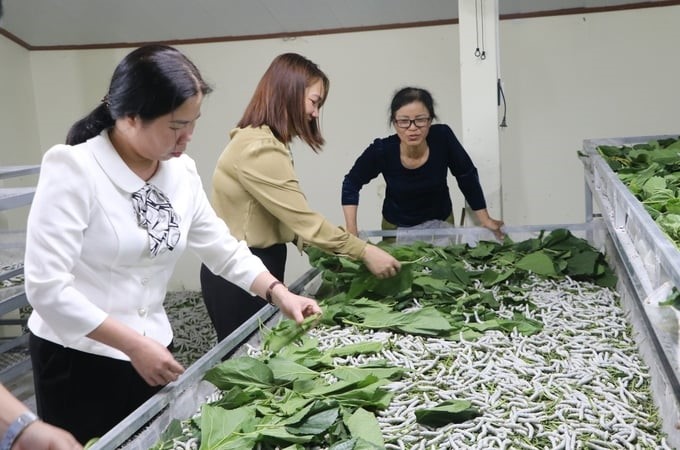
[389,87,437,125]
[66,45,212,145]
[237,53,329,152]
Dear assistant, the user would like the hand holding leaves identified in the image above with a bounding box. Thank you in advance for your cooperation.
[264,314,322,353]
[275,289,322,325]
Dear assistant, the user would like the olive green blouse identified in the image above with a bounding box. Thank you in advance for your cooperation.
[210,125,366,259]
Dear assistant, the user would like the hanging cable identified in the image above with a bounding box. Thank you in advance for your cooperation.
[480,0,486,60]
[474,0,481,57]
[474,0,486,60]
[498,78,508,128]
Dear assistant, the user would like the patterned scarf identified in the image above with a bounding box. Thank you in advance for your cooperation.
[131,184,181,257]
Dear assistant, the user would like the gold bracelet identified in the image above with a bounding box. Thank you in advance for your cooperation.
[266,280,284,305]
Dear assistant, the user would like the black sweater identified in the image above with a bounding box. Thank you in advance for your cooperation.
[341,124,487,227]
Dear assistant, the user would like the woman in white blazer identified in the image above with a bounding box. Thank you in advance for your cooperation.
[23,44,321,445]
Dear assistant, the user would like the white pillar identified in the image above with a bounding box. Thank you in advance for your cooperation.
[458,0,503,223]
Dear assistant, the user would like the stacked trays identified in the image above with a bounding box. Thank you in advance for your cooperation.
[0,165,39,385]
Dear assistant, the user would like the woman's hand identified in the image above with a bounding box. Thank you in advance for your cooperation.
[269,285,322,324]
[14,421,83,450]
[473,209,505,240]
[126,336,185,387]
[88,318,185,387]
[361,244,401,279]
[480,217,505,240]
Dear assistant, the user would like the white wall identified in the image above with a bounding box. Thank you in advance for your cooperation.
[4,5,680,290]
[0,38,39,166]
[27,26,463,289]
[179,28,463,288]
[29,49,130,153]
[499,7,680,225]
[0,36,40,229]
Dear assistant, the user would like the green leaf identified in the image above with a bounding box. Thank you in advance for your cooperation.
[345,408,384,448]
[305,375,393,409]
[287,407,339,435]
[267,356,319,383]
[346,272,378,298]
[649,146,680,165]
[397,307,452,335]
[660,287,680,310]
[565,250,599,276]
[329,439,358,450]
[349,306,451,336]
[666,198,680,214]
[328,341,383,357]
[210,386,265,410]
[414,400,481,427]
[259,427,314,444]
[199,404,256,449]
[597,144,624,157]
[263,315,321,353]
[330,365,405,383]
[467,241,497,259]
[372,266,414,297]
[272,390,315,417]
[642,175,667,196]
[479,268,515,286]
[516,251,558,276]
[413,276,454,293]
[305,375,381,397]
[203,356,274,390]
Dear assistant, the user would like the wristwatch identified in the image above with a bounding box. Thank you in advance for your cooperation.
[0,411,39,450]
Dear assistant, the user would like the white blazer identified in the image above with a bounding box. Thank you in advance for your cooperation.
[25,131,267,360]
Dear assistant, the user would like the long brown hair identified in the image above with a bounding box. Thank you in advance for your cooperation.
[237,53,329,152]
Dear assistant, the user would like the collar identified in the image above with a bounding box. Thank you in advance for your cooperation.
[89,130,174,194]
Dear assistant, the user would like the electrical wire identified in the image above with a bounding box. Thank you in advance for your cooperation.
[480,0,486,59]
[498,79,508,128]
[474,1,481,57]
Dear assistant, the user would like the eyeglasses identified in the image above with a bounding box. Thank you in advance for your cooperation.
[394,117,432,129]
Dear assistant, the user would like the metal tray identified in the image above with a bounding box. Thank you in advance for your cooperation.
[89,221,680,448]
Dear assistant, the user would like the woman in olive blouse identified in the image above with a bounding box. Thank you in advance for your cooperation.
[201,53,401,341]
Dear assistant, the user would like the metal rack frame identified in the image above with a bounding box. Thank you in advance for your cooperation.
[581,135,680,443]
[1,165,39,384]
[581,135,680,293]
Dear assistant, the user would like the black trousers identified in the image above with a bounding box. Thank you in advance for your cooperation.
[201,243,287,342]
[29,333,163,444]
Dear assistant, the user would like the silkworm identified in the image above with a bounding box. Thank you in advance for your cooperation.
[152,264,672,450]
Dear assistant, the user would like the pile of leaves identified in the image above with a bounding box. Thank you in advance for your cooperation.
[306,228,616,341]
[150,320,479,449]
[596,137,680,246]
[148,229,616,449]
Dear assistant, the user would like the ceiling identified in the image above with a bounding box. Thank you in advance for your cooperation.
[0,0,673,49]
